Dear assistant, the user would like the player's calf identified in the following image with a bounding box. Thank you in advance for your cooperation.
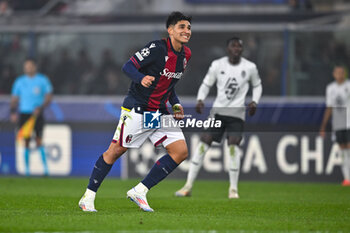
[166,140,188,164]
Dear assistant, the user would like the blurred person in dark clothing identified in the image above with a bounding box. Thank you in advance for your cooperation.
[289,0,313,12]
[53,49,77,94]
[0,63,16,94]
[95,48,124,95]
[76,49,96,94]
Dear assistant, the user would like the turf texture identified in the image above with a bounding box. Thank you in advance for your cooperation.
[0,177,349,233]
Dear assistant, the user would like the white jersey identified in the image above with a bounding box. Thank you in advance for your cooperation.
[326,80,350,131]
[197,56,262,120]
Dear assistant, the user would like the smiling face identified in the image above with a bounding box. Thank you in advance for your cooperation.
[227,40,243,64]
[168,20,191,50]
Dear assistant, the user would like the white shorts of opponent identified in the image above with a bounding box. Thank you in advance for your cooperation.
[112,108,185,148]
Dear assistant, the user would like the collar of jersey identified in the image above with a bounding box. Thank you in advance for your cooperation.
[167,37,184,56]
[24,74,38,79]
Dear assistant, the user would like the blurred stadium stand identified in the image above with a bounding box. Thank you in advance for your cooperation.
[0,0,349,96]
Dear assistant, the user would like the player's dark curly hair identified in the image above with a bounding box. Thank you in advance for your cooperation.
[226,37,243,46]
[166,11,192,29]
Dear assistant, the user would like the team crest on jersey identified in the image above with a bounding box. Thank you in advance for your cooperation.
[141,48,150,57]
[183,58,188,69]
[241,70,246,78]
[126,134,133,143]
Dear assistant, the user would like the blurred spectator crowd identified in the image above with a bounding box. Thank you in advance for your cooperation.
[0,43,129,95]
[0,31,348,97]
[0,0,349,97]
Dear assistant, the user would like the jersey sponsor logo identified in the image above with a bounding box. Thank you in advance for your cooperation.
[135,52,144,61]
[149,43,156,48]
[140,48,150,57]
[159,68,183,80]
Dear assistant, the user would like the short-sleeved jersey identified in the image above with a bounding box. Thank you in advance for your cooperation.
[198,56,261,120]
[325,80,350,130]
[11,73,53,114]
[123,37,191,113]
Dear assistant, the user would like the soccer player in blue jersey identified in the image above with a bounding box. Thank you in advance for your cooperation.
[10,58,53,176]
[79,11,192,212]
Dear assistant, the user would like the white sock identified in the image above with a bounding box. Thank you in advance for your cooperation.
[228,145,241,191]
[134,182,149,194]
[184,142,209,189]
[85,188,96,200]
[341,150,350,181]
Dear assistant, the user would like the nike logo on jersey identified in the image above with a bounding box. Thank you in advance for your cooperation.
[165,56,169,62]
[149,43,156,48]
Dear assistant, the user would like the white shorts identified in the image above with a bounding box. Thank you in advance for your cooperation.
[112,108,185,148]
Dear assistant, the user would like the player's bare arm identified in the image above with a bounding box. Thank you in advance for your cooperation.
[320,107,332,138]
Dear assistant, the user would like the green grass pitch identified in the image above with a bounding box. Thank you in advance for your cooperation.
[0,177,349,233]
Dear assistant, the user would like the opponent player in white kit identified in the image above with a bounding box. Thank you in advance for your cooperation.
[175,37,262,198]
[320,65,350,186]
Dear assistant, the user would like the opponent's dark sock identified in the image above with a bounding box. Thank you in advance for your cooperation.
[87,155,113,192]
[141,154,178,190]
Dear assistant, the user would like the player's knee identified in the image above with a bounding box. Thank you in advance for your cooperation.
[115,146,128,156]
[103,142,127,163]
[227,136,242,146]
[200,134,213,146]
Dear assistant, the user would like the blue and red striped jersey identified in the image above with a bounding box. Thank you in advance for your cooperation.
[122,37,191,114]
